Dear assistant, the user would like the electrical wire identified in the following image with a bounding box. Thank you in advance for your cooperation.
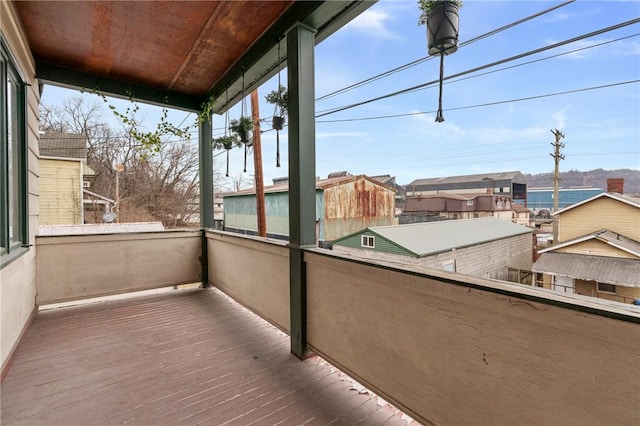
[315,17,640,118]
[315,0,577,102]
[316,80,640,123]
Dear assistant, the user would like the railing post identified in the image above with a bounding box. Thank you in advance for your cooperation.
[287,23,317,359]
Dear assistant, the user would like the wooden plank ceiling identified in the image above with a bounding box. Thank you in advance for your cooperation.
[14,0,375,112]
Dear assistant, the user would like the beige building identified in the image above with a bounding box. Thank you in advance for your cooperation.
[533,191,640,304]
[38,132,89,225]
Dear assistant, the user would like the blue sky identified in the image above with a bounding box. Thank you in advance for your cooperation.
[42,0,640,188]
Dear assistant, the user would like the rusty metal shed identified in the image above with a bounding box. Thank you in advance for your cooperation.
[224,174,396,242]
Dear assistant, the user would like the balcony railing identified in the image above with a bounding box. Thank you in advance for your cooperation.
[21,229,640,425]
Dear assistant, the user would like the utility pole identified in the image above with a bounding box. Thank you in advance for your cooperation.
[550,129,565,244]
[114,164,124,223]
[251,89,267,237]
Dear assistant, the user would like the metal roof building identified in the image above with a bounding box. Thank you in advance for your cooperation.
[332,217,534,280]
[406,171,527,205]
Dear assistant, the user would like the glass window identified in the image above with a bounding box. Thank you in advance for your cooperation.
[597,282,616,294]
[1,39,28,260]
[361,235,375,248]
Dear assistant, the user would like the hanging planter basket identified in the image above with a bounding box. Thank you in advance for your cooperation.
[272,115,285,131]
[230,115,253,144]
[418,0,462,123]
[265,83,288,167]
[426,1,460,56]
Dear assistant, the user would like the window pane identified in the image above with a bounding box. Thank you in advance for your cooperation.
[7,71,20,245]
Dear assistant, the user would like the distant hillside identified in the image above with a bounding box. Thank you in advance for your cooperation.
[524,169,640,195]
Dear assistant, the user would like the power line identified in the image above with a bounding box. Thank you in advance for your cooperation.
[316,0,577,102]
[316,80,640,123]
[396,151,638,169]
[315,17,640,118]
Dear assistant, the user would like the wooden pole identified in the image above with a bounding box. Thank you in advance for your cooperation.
[251,89,267,237]
[550,129,565,244]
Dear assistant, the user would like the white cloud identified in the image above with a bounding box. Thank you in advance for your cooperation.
[348,9,401,41]
[552,107,569,130]
[317,131,371,140]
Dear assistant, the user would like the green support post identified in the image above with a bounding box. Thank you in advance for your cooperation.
[287,23,317,359]
[199,114,214,287]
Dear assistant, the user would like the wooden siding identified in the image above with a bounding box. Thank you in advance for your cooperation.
[617,285,640,302]
[39,158,82,225]
[555,238,639,259]
[558,196,640,241]
[305,250,640,425]
[206,231,290,332]
[574,279,596,297]
[0,1,40,377]
[36,231,201,304]
[569,279,640,304]
[334,231,414,257]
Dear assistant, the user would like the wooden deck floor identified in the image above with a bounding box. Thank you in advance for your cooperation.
[1,288,417,426]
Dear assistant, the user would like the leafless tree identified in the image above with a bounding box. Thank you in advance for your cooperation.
[40,96,224,228]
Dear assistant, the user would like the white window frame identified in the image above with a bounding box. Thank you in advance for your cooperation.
[361,235,375,248]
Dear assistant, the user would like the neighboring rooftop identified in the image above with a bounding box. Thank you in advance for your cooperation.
[339,217,532,257]
[533,252,640,288]
[38,222,165,236]
[226,174,395,197]
[38,131,87,160]
[407,171,525,188]
[540,229,640,257]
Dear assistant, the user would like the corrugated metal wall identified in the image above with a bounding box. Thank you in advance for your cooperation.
[323,178,395,241]
[223,177,395,242]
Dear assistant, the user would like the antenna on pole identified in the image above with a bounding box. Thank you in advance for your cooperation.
[550,129,565,244]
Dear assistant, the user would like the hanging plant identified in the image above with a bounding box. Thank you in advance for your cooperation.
[211,134,241,177]
[211,86,243,177]
[229,115,254,145]
[418,0,461,122]
[265,85,288,131]
[265,37,287,167]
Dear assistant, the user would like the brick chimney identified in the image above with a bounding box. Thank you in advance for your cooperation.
[607,178,624,194]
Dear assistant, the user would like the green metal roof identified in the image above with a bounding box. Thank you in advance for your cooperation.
[337,217,533,257]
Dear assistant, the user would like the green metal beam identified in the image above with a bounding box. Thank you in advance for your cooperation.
[287,23,317,360]
[36,61,202,112]
[199,115,214,287]
[199,115,214,230]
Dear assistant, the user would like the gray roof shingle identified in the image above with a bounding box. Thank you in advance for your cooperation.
[532,252,640,287]
[39,131,87,160]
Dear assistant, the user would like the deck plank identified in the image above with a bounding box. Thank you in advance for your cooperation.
[1,288,415,426]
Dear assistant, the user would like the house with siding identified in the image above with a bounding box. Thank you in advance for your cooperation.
[532,189,640,304]
[38,131,88,225]
[400,193,514,224]
[223,174,396,242]
[332,217,534,281]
